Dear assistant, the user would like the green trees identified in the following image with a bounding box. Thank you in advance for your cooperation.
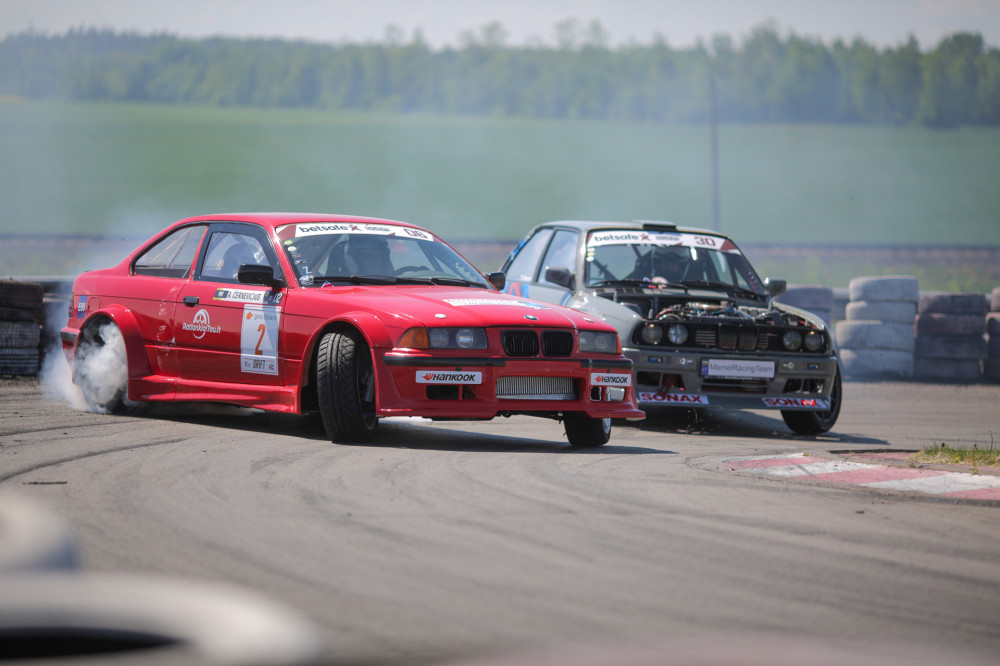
[1,24,997,126]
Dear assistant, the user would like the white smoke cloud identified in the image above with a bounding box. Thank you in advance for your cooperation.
[40,316,133,414]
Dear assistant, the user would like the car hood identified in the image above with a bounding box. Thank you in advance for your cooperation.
[300,285,608,330]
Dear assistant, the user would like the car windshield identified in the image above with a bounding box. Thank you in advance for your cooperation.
[584,229,767,296]
[275,222,488,287]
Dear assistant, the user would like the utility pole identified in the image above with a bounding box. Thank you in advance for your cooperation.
[709,72,721,233]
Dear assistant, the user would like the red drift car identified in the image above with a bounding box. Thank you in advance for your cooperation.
[61,214,643,446]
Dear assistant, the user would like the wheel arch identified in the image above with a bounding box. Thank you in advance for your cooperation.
[76,305,150,390]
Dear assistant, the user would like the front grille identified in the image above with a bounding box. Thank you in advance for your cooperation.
[541,331,574,356]
[496,376,576,400]
[502,330,539,356]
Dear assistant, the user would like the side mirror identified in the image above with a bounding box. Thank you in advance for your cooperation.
[486,271,506,290]
[238,264,283,289]
[765,277,787,297]
[544,266,574,289]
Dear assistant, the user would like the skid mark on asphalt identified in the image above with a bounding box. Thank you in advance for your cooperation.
[721,453,1000,501]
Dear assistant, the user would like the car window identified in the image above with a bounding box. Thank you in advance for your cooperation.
[504,228,554,282]
[134,225,205,278]
[539,229,579,286]
[200,231,270,282]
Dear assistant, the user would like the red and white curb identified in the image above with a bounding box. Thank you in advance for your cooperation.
[722,453,1000,500]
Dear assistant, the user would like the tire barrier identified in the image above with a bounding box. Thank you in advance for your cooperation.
[836,275,919,379]
[773,285,834,324]
[914,292,989,383]
[986,288,1000,383]
[0,279,44,376]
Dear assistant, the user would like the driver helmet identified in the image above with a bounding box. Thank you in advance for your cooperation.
[345,234,393,275]
[650,245,689,280]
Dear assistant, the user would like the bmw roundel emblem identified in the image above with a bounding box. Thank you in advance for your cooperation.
[524,314,538,320]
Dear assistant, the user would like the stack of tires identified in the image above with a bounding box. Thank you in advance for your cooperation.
[774,284,835,325]
[835,276,919,379]
[0,280,44,377]
[988,288,1000,383]
[914,292,988,383]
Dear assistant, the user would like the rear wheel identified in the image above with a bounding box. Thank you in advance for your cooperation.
[76,321,128,414]
[564,414,611,447]
[316,330,378,442]
[781,368,842,435]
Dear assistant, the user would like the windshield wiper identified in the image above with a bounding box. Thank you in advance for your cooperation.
[311,275,397,286]
[678,280,762,297]
[592,279,687,290]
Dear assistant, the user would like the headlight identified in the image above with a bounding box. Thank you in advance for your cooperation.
[804,330,824,352]
[666,324,689,345]
[580,330,619,353]
[782,330,803,351]
[399,327,487,349]
[640,323,663,345]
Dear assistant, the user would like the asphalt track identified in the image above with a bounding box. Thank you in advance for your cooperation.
[1,374,999,665]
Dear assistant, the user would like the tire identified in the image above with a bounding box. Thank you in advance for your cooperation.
[0,306,38,322]
[987,336,1000,358]
[991,287,1000,312]
[0,279,44,311]
[985,358,1000,382]
[918,292,988,315]
[564,413,611,447]
[782,368,842,435]
[914,335,987,361]
[845,300,916,323]
[75,320,128,413]
[915,313,986,336]
[835,320,914,352]
[848,276,918,303]
[0,348,40,376]
[839,348,913,379]
[986,312,1000,337]
[0,320,41,348]
[914,357,982,383]
[316,329,378,442]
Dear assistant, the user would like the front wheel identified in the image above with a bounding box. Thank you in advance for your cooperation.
[781,367,842,435]
[316,330,378,442]
[564,414,611,447]
[76,320,128,414]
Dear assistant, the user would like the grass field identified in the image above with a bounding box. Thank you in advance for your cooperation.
[2,100,999,290]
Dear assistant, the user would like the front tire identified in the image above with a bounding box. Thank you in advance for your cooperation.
[76,321,128,414]
[564,414,611,447]
[781,367,842,435]
[316,330,378,442]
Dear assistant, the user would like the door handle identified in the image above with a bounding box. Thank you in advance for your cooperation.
[183,296,199,306]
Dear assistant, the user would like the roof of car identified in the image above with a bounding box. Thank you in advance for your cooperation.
[174,212,424,232]
[535,220,728,238]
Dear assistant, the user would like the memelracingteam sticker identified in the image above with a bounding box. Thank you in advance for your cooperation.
[444,298,547,309]
[591,373,632,386]
[638,392,709,404]
[416,371,483,384]
[762,397,829,409]
[240,304,281,375]
[213,288,283,305]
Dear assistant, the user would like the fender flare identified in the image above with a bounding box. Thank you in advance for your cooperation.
[77,305,150,389]
[295,312,395,393]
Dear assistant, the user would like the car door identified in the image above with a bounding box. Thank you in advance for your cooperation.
[503,228,579,307]
[174,222,287,386]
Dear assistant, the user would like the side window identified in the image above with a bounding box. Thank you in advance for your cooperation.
[539,229,579,286]
[503,229,554,283]
[200,231,269,282]
[134,225,205,278]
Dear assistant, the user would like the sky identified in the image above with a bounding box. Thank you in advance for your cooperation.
[2,0,999,50]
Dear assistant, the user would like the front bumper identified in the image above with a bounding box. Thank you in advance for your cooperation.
[379,353,646,420]
[625,346,839,412]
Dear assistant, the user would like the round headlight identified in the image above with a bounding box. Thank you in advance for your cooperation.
[782,330,803,351]
[429,328,450,348]
[455,328,477,348]
[640,324,664,345]
[804,330,823,352]
[667,324,689,345]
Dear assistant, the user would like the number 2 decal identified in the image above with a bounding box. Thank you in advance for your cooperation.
[240,304,281,375]
[255,323,266,355]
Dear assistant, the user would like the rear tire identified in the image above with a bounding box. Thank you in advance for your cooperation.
[316,330,378,442]
[564,414,611,447]
[781,368,842,435]
[76,321,128,414]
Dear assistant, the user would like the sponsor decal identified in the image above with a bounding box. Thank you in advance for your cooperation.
[444,298,547,309]
[213,288,283,305]
[591,373,632,386]
[183,309,221,339]
[638,392,709,404]
[701,358,775,379]
[587,231,742,255]
[240,304,281,375]
[76,295,87,318]
[293,222,427,239]
[415,371,483,384]
[762,397,829,409]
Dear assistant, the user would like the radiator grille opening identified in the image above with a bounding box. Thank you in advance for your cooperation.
[541,331,574,356]
[502,330,539,357]
[496,376,575,400]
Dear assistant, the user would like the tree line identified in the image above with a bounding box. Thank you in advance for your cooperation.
[2,22,998,127]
